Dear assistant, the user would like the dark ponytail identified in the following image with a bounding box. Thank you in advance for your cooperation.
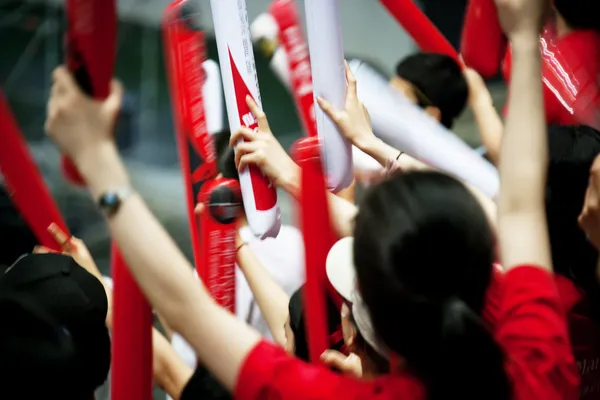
[353,172,511,399]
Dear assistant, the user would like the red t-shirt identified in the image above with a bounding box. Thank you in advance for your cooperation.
[486,269,600,399]
[502,29,600,129]
[235,266,578,399]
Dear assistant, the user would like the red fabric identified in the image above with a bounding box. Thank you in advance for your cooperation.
[487,270,600,399]
[236,265,577,399]
[502,29,600,129]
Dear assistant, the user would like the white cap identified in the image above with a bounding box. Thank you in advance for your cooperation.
[250,13,280,43]
[326,237,388,358]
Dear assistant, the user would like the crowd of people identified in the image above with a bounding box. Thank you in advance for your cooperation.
[3,0,600,398]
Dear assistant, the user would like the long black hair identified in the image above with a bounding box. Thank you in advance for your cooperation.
[353,171,510,399]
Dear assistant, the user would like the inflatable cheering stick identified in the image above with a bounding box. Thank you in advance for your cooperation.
[63,0,117,184]
[379,0,461,65]
[270,0,318,139]
[203,59,226,135]
[209,0,281,239]
[164,0,217,270]
[197,179,242,312]
[0,91,69,252]
[461,0,505,78]
[293,136,336,363]
[304,0,353,192]
[350,60,499,199]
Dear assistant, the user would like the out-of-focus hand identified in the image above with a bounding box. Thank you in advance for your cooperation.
[230,96,300,189]
[320,350,363,378]
[579,155,600,250]
[494,0,549,42]
[34,223,103,282]
[45,66,123,165]
[464,67,493,108]
[317,61,376,151]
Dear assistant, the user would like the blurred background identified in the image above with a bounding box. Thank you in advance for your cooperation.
[0,0,506,397]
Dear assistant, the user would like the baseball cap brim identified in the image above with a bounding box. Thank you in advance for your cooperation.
[326,237,356,301]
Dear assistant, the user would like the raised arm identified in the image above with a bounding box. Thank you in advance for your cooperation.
[45,66,263,392]
[232,223,290,347]
[464,67,504,166]
[495,0,552,271]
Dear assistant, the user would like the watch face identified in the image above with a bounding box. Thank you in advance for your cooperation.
[100,192,120,210]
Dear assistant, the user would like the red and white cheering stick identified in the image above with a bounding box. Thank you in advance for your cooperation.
[293,136,336,363]
[164,0,239,312]
[270,0,318,139]
[64,1,151,398]
[209,0,281,239]
[304,0,353,192]
[379,0,461,65]
[0,91,69,252]
[461,0,505,78]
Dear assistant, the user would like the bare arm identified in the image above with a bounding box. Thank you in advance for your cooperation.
[464,68,504,166]
[78,144,262,392]
[497,33,551,271]
[235,233,290,346]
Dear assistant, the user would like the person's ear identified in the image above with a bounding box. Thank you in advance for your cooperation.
[424,106,442,122]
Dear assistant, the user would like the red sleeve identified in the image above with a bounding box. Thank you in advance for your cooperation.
[235,341,364,400]
[496,266,580,400]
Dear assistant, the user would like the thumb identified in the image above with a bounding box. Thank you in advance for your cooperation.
[195,203,206,216]
[317,97,338,121]
[104,79,124,114]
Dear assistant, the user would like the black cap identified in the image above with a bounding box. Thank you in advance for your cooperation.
[0,186,37,267]
[0,254,110,397]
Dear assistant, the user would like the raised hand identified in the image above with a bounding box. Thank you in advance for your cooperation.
[494,0,550,41]
[230,95,300,189]
[45,66,123,165]
[317,61,375,150]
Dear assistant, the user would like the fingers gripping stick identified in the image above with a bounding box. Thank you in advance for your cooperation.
[63,0,117,184]
[379,0,461,65]
[292,136,336,363]
[197,179,242,312]
[304,0,353,192]
[270,0,318,139]
[0,91,69,252]
[209,0,281,239]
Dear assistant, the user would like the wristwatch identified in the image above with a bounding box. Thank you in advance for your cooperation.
[97,188,136,217]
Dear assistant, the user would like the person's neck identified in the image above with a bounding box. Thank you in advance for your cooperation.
[555,13,573,38]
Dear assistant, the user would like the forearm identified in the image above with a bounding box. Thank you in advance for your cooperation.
[237,244,290,346]
[499,38,547,213]
[499,36,551,271]
[78,143,261,391]
[471,99,504,166]
[152,329,194,400]
[281,166,357,238]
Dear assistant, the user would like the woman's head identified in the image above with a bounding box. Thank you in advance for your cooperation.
[287,286,343,361]
[352,171,509,398]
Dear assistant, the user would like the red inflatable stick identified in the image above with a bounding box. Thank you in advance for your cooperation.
[0,91,69,252]
[110,245,153,400]
[293,136,336,363]
[270,0,318,138]
[460,0,505,78]
[379,0,461,65]
[197,179,241,312]
[163,0,217,270]
[62,0,117,184]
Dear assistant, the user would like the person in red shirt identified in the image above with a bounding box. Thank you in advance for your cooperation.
[42,0,578,400]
